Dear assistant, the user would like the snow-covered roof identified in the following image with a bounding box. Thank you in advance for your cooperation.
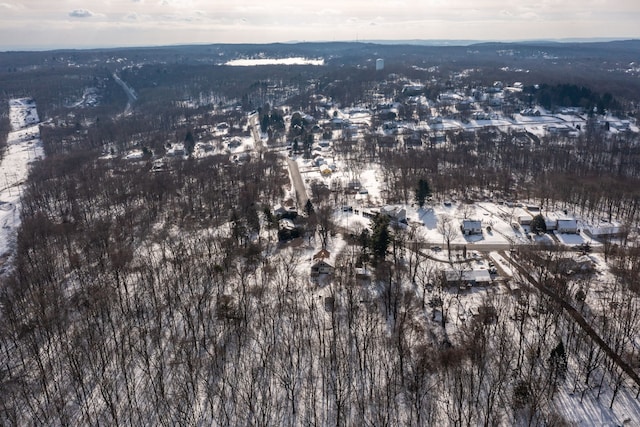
[585,223,624,237]
[445,269,492,283]
[313,249,331,260]
[279,219,296,231]
[462,219,482,229]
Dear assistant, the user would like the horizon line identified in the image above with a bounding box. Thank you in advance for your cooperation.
[1,37,638,53]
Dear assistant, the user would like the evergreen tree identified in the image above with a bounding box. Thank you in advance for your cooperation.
[370,214,391,260]
[263,206,276,229]
[549,341,568,379]
[415,178,431,208]
[548,340,568,396]
[304,199,315,216]
[260,114,270,133]
[246,205,260,234]
[303,133,313,159]
[530,214,547,234]
[184,130,195,155]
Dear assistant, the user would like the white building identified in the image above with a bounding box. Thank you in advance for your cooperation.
[557,219,579,234]
[461,219,483,235]
[444,269,492,285]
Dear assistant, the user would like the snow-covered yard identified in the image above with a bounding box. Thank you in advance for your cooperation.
[0,98,44,272]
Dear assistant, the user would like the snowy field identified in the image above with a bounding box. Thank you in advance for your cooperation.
[0,98,44,272]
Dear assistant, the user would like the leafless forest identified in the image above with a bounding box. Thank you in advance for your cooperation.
[1,42,640,425]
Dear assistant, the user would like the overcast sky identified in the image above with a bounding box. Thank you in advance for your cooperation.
[1,0,639,50]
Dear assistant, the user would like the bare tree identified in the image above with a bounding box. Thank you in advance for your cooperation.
[437,214,458,260]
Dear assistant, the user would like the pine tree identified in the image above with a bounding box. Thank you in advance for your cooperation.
[530,214,547,234]
[415,178,431,208]
[370,214,391,260]
[184,130,195,155]
[548,340,568,396]
[260,114,270,133]
[304,199,314,216]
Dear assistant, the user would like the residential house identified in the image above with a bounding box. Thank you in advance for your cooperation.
[545,218,558,231]
[514,208,533,225]
[310,249,334,278]
[557,219,579,234]
[310,259,334,277]
[444,269,492,286]
[404,132,423,147]
[584,222,625,240]
[461,219,483,235]
[380,206,407,224]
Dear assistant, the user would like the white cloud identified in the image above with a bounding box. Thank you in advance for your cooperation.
[159,0,193,7]
[69,9,94,18]
[0,0,636,49]
[124,12,141,21]
[317,9,341,17]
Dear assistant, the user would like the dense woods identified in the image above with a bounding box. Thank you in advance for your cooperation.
[1,41,640,424]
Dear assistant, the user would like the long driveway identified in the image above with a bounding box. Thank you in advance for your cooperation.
[287,158,308,210]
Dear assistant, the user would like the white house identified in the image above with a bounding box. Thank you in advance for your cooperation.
[380,206,407,224]
[444,269,492,286]
[461,219,482,235]
[544,215,558,231]
[557,219,579,234]
[514,208,533,225]
[584,222,625,240]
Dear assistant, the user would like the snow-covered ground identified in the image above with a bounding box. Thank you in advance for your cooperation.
[0,98,44,273]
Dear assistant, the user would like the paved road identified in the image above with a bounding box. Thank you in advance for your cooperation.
[112,73,137,115]
[248,113,264,153]
[406,240,600,255]
[287,158,308,210]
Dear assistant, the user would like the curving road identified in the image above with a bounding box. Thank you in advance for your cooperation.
[112,73,138,115]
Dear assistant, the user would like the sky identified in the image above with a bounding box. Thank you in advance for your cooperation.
[0,0,639,50]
